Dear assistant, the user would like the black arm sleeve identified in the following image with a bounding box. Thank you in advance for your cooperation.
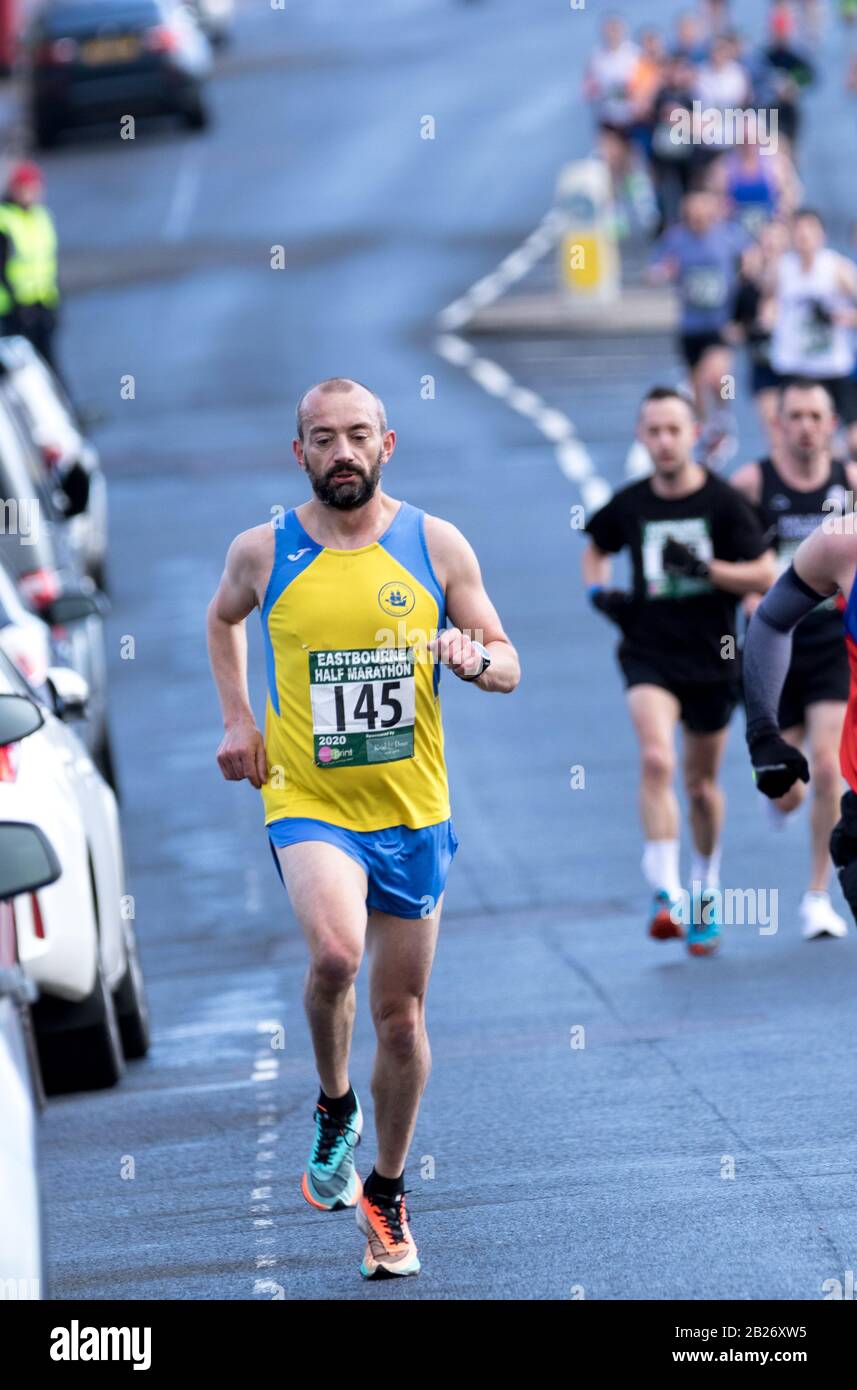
[743,564,830,740]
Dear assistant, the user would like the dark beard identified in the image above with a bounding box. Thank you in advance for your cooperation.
[310,452,383,510]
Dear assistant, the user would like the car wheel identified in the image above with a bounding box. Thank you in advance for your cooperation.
[33,962,126,1095]
[90,557,109,597]
[94,726,120,801]
[182,94,210,130]
[114,923,150,1060]
[33,114,60,149]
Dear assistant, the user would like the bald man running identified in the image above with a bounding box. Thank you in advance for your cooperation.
[206,378,520,1280]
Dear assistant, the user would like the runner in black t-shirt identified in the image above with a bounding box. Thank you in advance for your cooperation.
[731,379,857,940]
[583,386,776,955]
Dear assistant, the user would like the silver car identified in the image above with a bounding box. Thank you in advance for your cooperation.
[0,391,117,791]
[0,336,108,593]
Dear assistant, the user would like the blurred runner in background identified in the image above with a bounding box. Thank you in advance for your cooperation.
[732,380,856,939]
[648,190,748,464]
[770,209,857,435]
[672,9,709,65]
[701,0,731,42]
[730,218,790,442]
[583,15,658,237]
[648,52,698,234]
[582,386,775,955]
[757,2,816,150]
[707,138,798,237]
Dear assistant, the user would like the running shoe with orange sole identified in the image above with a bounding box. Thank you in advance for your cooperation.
[301,1096,363,1211]
[356,1188,420,1279]
[648,888,684,941]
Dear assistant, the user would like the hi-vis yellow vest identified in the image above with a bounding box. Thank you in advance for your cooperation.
[0,203,59,313]
[259,500,451,832]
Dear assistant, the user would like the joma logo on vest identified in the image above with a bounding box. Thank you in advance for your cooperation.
[50,1321,152,1370]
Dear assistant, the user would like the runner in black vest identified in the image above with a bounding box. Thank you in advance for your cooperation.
[731,378,857,939]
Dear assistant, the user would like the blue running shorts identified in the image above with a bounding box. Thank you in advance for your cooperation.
[267,816,459,920]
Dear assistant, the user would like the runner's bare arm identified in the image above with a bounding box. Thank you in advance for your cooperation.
[708,548,777,597]
[206,526,273,789]
[581,539,613,588]
[728,462,766,615]
[728,460,763,507]
[424,515,520,693]
[792,520,855,600]
[836,253,857,303]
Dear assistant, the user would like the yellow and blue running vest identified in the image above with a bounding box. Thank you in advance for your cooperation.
[259,500,450,832]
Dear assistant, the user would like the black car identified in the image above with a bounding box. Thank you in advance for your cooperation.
[27,0,212,147]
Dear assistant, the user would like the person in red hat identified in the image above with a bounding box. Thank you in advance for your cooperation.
[0,160,62,375]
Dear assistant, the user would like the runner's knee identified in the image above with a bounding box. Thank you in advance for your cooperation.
[685,772,718,807]
[373,999,424,1059]
[640,743,674,786]
[310,944,361,994]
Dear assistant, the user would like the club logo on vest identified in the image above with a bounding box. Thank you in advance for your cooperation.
[769,493,791,511]
[378,581,415,617]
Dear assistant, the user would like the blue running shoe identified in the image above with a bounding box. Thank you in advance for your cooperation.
[687,890,721,956]
[301,1095,363,1211]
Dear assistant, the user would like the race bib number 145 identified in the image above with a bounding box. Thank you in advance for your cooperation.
[309,647,416,768]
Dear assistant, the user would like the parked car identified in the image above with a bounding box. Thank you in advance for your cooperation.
[0,813,61,1300]
[0,652,150,1094]
[0,387,117,789]
[27,0,213,147]
[0,337,108,593]
[0,555,51,689]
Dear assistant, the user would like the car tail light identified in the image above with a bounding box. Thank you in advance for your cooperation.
[41,443,63,469]
[18,567,61,613]
[36,36,79,63]
[30,892,46,941]
[0,625,48,686]
[0,743,20,782]
[144,24,179,52]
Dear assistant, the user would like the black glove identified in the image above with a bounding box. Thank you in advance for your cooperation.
[589,587,638,635]
[662,535,710,580]
[747,727,810,799]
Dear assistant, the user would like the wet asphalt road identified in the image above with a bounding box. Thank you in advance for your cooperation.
[35,0,857,1299]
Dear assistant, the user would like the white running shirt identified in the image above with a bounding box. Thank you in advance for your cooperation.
[771,248,855,379]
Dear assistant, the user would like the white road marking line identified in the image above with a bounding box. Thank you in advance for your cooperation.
[625,439,654,480]
[162,145,203,243]
[434,205,616,514]
[250,1022,283,1295]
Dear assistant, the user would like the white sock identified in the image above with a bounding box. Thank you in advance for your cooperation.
[690,845,721,892]
[641,839,681,901]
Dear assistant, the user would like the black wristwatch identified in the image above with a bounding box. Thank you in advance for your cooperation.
[460,641,491,682]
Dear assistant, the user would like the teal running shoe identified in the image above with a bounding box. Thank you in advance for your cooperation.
[301,1095,363,1211]
[687,890,721,957]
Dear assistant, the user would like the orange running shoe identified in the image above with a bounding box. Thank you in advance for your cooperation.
[648,889,684,941]
[356,1188,420,1279]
